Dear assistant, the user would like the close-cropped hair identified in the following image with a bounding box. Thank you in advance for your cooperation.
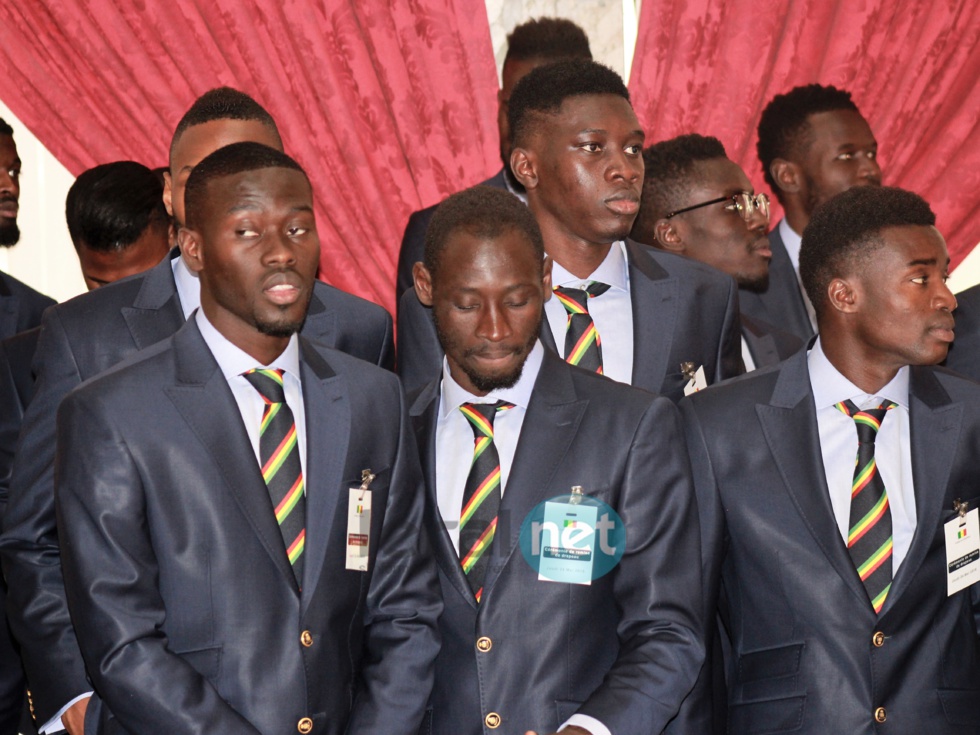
[507,59,630,148]
[757,84,860,193]
[504,17,592,64]
[800,186,936,315]
[170,87,281,162]
[0,118,13,137]
[66,161,168,252]
[633,134,728,240]
[183,142,305,230]
[424,186,543,279]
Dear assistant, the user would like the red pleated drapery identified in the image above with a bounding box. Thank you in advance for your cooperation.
[629,0,980,267]
[0,1,501,313]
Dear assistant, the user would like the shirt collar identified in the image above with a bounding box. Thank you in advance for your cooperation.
[195,309,301,384]
[172,254,201,319]
[808,337,909,410]
[439,340,544,419]
[550,240,629,292]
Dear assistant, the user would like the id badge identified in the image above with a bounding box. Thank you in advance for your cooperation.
[537,490,598,586]
[945,502,980,596]
[346,470,375,572]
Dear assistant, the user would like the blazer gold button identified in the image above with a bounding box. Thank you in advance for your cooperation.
[301,630,314,647]
[476,636,492,652]
[485,712,501,728]
[298,717,313,733]
[872,631,885,647]
[874,707,886,723]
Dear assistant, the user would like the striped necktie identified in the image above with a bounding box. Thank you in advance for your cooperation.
[836,399,898,614]
[554,282,610,374]
[244,368,305,585]
[459,401,514,603]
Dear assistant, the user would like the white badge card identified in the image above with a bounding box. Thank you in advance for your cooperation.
[945,507,980,596]
[537,500,598,586]
[683,364,708,397]
[346,488,372,572]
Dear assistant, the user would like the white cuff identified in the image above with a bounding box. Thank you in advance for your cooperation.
[562,713,611,735]
[39,692,92,734]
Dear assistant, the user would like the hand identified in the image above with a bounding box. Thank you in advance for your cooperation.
[62,696,90,735]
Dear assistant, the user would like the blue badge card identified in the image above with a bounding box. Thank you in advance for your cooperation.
[537,500,598,585]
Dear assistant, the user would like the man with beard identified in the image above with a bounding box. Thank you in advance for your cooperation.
[0,88,393,735]
[681,187,979,733]
[633,134,802,370]
[0,118,55,341]
[55,142,441,735]
[410,185,703,735]
[395,17,592,302]
[399,60,742,399]
[743,84,882,341]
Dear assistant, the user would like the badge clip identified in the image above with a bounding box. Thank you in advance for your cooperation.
[358,469,375,496]
[680,361,697,383]
[954,498,970,519]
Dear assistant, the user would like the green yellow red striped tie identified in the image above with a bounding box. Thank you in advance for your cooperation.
[459,401,514,603]
[244,368,305,585]
[836,399,898,614]
[554,282,610,374]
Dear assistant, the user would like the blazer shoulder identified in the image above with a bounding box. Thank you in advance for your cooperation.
[0,271,56,307]
[311,281,390,325]
[633,242,736,289]
[68,335,177,406]
[45,272,149,334]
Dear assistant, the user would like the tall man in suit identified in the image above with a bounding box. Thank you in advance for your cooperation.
[681,186,979,733]
[54,141,440,735]
[395,17,592,302]
[743,84,881,342]
[0,117,55,341]
[399,59,743,399]
[411,185,703,735]
[0,88,393,735]
[633,134,802,370]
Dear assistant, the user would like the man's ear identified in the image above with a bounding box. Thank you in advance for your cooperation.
[541,255,553,301]
[412,261,435,307]
[827,276,859,314]
[178,227,204,275]
[163,171,174,217]
[511,147,538,190]
[654,219,685,253]
[770,159,801,195]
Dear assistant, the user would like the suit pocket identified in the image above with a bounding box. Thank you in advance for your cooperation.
[736,643,804,701]
[174,644,222,682]
[939,689,980,725]
[555,700,583,726]
[729,695,806,734]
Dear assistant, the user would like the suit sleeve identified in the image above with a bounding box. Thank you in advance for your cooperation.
[575,396,705,735]
[345,384,442,734]
[55,387,260,735]
[395,288,444,396]
[0,308,91,723]
[715,277,746,382]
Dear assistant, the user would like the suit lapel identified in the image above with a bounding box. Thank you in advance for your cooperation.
[165,319,300,593]
[756,352,871,609]
[624,240,677,394]
[482,353,587,598]
[409,381,477,609]
[299,287,336,345]
[297,339,348,613]
[121,252,186,350]
[883,367,961,612]
[741,313,779,368]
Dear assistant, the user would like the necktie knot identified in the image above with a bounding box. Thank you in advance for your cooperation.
[836,399,898,444]
[244,368,287,404]
[460,401,514,439]
[554,282,610,313]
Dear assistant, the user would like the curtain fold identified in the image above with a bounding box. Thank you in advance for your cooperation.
[629,0,980,267]
[0,1,501,312]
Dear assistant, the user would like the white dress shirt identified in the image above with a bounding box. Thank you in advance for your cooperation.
[433,341,609,735]
[544,241,633,385]
[172,253,201,319]
[778,219,817,332]
[741,335,757,373]
[808,339,917,572]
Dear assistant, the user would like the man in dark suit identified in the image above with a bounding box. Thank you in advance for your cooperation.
[633,134,802,370]
[681,186,979,733]
[398,60,742,400]
[0,118,55,342]
[743,84,882,342]
[395,17,592,302]
[944,282,980,380]
[0,88,393,735]
[54,142,440,735]
[411,185,703,735]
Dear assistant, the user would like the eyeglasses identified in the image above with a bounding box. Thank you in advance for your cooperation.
[665,192,770,222]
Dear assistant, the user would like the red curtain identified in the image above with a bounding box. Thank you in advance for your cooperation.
[0,1,500,313]
[629,0,980,267]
